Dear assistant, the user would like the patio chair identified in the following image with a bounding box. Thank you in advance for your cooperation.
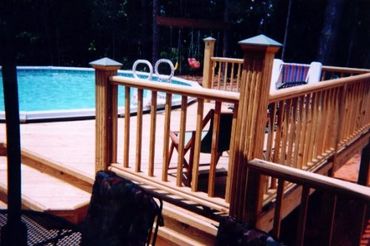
[167,109,233,186]
[270,59,322,91]
[80,171,163,246]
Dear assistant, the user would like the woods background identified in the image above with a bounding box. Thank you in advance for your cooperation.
[1,0,369,72]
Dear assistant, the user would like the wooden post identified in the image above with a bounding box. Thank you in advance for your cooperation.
[358,141,370,185]
[202,37,216,88]
[229,35,281,224]
[90,58,122,172]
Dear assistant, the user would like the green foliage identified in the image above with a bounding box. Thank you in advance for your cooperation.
[1,0,368,68]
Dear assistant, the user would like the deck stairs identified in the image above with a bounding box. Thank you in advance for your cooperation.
[0,146,219,245]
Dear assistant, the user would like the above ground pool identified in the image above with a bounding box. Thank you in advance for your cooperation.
[0,67,199,122]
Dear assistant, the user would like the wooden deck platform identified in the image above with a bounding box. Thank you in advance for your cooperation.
[0,103,230,178]
[0,101,363,206]
[0,102,365,244]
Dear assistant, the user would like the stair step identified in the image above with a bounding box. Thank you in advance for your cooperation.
[0,156,90,223]
[157,201,218,245]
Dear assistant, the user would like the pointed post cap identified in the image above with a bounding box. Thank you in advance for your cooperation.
[239,34,282,53]
[90,57,122,70]
[203,37,216,42]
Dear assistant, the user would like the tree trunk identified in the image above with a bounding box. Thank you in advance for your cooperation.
[222,0,230,57]
[152,0,159,63]
[281,0,292,61]
[317,0,345,65]
[345,1,359,67]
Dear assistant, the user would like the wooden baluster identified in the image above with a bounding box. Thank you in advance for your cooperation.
[230,62,235,91]
[307,92,319,165]
[298,95,308,169]
[148,91,157,176]
[358,203,368,245]
[281,100,290,164]
[217,62,222,90]
[320,193,337,246]
[162,93,172,181]
[191,99,204,191]
[296,186,310,246]
[236,63,242,91]
[225,104,238,203]
[321,89,332,156]
[265,103,277,162]
[352,82,362,134]
[223,62,228,91]
[293,96,304,167]
[272,179,285,239]
[333,85,347,170]
[135,88,143,172]
[311,91,322,162]
[287,98,296,166]
[208,101,221,197]
[211,61,216,89]
[358,142,370,186]
[318,90,329,157]
[267,103,278,189]
[124,87,130,167]
[302,93,314,167]
[176,96,188,187]
[273,101,284,165]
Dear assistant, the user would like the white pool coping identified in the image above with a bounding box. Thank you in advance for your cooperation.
[0,66,201,122]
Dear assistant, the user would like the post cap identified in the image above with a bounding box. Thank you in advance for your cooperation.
[203,37,216,42]
[239,34,282,47]
[89,57,122,68]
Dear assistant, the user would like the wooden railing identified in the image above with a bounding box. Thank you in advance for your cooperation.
[247,159,370,245]
[91,35,370,238]
[256,72,370,211]
[209,57,243,91]
[321,65,370,80]
[202,38,243,92]
[91,58,240,213]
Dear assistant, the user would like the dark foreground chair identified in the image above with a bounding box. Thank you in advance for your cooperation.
[81,171,163,246]
[216,216,283,246]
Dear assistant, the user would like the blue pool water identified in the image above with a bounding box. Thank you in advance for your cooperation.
[0,67,198,122]
[0,67,191,113]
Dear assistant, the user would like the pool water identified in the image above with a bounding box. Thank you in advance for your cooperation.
[0,67,190,112]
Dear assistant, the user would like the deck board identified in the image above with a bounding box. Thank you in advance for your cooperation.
[0,157,90,210]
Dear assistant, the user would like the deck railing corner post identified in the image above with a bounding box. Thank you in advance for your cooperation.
[229,35,281,224]
[202,37,216,89]
[90,57,122,172]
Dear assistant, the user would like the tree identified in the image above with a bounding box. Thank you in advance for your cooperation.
[281,0,292,61]
[152,0,159,63]
[317,0,345,65]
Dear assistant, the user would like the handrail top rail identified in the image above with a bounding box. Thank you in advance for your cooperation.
[248,159,370,201]
[269,72,370,102]
[110,75,240,103]
[322,65,370,74]
[210,57,243,64]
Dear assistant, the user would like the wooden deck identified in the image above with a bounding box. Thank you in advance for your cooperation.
[0,102,230,177]
[0,102,362,203]
[0,102,231,208]
[0,101,365,244]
